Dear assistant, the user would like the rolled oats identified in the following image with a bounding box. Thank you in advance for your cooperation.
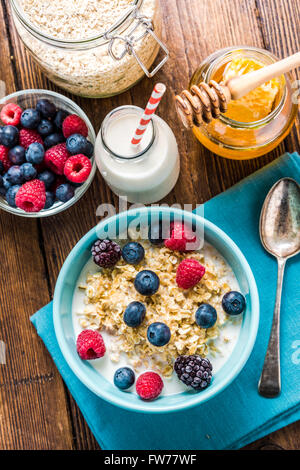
[14,0,161,97]
[77,240,237,377]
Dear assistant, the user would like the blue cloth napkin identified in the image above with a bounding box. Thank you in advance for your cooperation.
[31,152,300,450]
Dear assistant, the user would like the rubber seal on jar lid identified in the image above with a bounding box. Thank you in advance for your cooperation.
[175,94,194,129]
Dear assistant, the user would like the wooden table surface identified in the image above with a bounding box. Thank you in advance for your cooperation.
[0,0,299,450]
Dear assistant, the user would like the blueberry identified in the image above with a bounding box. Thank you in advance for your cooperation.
[85,140,94,158]
[0,186,6,196]
[20,163,37,181]
[8,145,26,165]
[54,109,69,130]
[147,322,171,347]
[134,270,160,296]
[66,134,88,155]
[0,161,4,175]
[20,108,41,129]
[3,174,12,190]
[114,367,135,390]
[36,99,56,119]
[37,119,54,137]
[195,304,217,329]
[25,142,45,164]
[148,220,165,245]
[123,301,146,328]
[44,191,55,209]
[38,170,55,189]
[6,166,23,185]
[56,183,75,202]
[44,132,65,149]
[6,184,21,207]
[122,242,145,265]
[1,125,19,148]
[222,291,246,316]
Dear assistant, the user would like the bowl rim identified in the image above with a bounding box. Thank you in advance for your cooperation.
[0,89,96,218]
[53,206,260,413]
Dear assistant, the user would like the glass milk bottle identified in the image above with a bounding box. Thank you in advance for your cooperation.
[95,106,180,203]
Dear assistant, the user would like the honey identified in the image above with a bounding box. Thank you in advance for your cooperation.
[190,47,298,160]
[221,56,282,122]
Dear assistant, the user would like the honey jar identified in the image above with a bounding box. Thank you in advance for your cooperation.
[177,47,298,160]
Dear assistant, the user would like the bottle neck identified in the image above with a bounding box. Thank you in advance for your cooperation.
[100,105,156,160]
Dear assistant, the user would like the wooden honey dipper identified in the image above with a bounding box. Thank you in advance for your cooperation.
[175,51,300,128]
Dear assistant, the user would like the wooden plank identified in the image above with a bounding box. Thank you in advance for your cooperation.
[4,0,102,450]
[255,0,300,155]
[244,420,300,450]
[0,0,74,450]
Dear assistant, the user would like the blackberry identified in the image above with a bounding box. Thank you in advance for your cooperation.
[174,355,212,391]
[91,239,121,268]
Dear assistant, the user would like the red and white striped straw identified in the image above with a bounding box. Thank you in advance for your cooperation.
[131,83,166,146]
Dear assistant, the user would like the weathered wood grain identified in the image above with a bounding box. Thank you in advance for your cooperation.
[0,0,299,450]
[0,0,76,451]
[256,0,300,155]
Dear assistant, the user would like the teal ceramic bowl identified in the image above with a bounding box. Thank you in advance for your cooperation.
[53,207,259,413]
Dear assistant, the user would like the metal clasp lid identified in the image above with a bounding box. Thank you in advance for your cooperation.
[105,8,169,78]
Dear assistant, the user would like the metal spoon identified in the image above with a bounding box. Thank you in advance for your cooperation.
[258,177,300,397]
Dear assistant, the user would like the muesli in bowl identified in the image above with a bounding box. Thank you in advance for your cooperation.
[54,207,259,412]
[73,220,247,401]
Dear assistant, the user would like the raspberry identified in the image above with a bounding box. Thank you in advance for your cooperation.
[44,143,70,175]
[174,355,212,391]
[19,129,43,149]
[62,114,88,138]
[136,372,163,400]
[64,154,92,183]
[76,329,106,360]
[15,179,46,212]
[165,222,199,252]
[176,258,205,289]
[0,103,22,126]
[92,239,122,268]
[0,145,12,171]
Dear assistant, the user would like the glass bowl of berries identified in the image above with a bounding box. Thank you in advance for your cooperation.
[0,89,96,217]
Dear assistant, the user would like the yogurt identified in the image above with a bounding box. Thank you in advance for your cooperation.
[95,106,180,203]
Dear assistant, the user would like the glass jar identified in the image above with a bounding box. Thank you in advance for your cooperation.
[189,47,298,159]
[10,0,168,98]
[95,105,180,203]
